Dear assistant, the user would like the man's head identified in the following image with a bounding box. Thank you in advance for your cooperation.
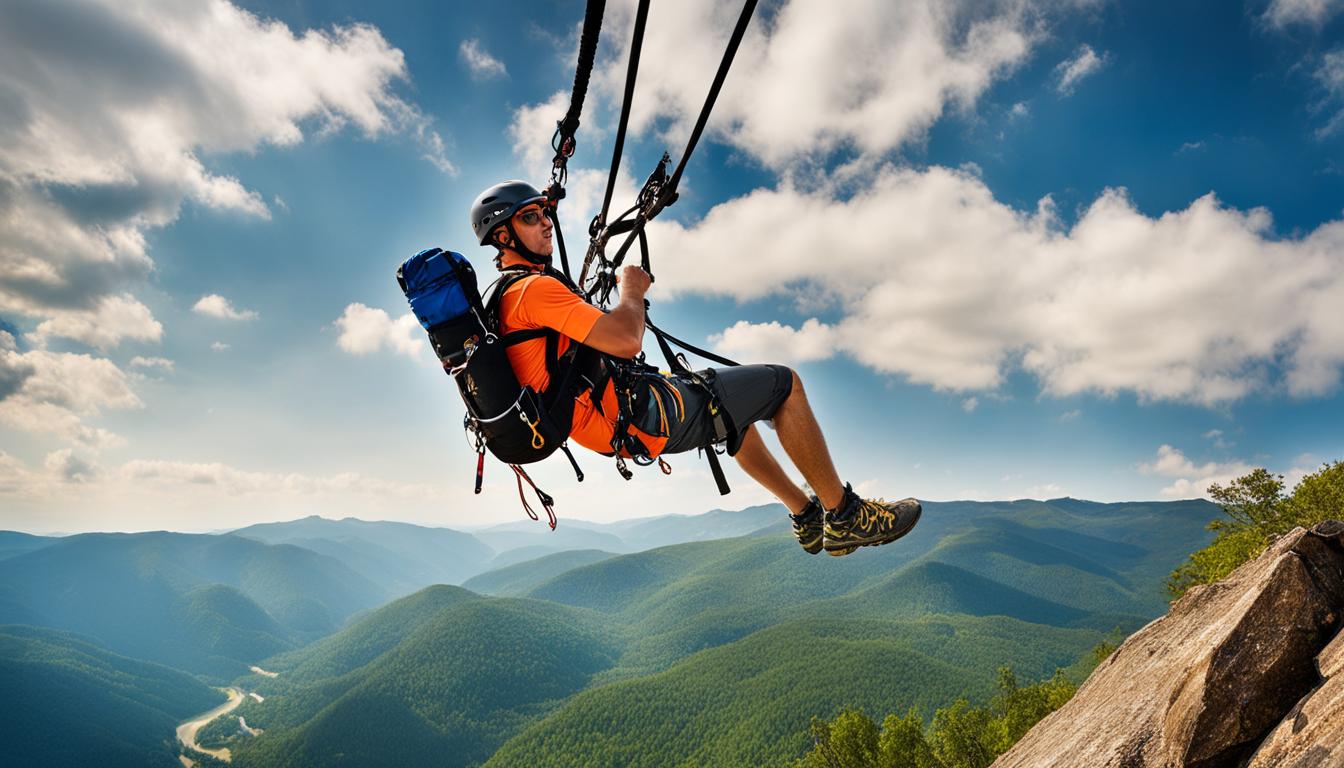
[469,180,553,268]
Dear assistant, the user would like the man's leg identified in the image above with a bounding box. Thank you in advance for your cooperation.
[769,370,846,510]
[733,425,811,515]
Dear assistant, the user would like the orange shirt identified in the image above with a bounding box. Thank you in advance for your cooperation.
[499,274,621,455]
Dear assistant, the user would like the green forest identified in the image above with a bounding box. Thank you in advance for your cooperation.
[1,497,1245,767]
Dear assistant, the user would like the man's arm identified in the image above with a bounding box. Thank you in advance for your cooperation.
[582,265,651,359]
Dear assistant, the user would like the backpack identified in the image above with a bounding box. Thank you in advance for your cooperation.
[396,249,598,525]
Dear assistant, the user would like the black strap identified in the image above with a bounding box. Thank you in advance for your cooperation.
[597,0,652,235]
[660,0,758,212]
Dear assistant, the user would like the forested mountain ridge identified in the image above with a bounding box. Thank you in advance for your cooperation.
[211,498,1218,768]
[231,516,495,594]
[0,624,223,768]
[0,531,387,678]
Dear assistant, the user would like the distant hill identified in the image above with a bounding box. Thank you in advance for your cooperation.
[0,530,56,561]
[523,498,1215,677]
[470,503,789,563]
[230,588,620,768]
[0,624,222,768]
[0,532,387,678]
[231,516,494,596]
[462,549,619,596]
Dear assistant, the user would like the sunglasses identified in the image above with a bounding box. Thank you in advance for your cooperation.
[514,206,548,226]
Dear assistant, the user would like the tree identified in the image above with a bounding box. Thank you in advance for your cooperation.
[1168,461,1344,598]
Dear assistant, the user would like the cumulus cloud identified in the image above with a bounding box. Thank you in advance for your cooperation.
[0,342,141,447]
[129,356,174,372]
[510,90,572,181]
[711,319,838,366]
[210,341,231,351]
[45,448,97,482]
[119,458,443,499]
[962,397,980,412]
[1264,0,1344,28]
[193,294,258,321]
[334,303,424,358]
[1055,44,1107,95]
[0,0,449,349]
[25,295,163,351]
[459,38,508,80]
[1140,444,1258,499]
[644,164,1344,406]
[584,0,1061,168]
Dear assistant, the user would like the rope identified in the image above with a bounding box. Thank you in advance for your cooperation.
[582,0,759,308]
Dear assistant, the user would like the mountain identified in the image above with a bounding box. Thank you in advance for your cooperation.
[231,516,495,595]
[0,530,56,560]
[462,549,620,596]
[0,532,387,677]
[230,588,620,768]
[470,503,790,563]
[484,615,1100,768]
[0,624,223,768]
[518,499,1215,678]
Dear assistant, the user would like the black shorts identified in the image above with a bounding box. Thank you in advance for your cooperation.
[642,364,794,457]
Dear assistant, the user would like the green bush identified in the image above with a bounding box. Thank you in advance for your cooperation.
[1167,461,1344,598]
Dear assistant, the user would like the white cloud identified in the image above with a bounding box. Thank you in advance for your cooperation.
[459,38,508,80]
[1059,409,1081,422]
[45,448,97,482]
[0,0,454,450]
[211,341,231,351]
[0,346,140,447]
[193,294,258,321]
[27,295,163,350]
[1009,101,1030,119]
[642,164,1344,406]
[961,396,979,412]
[1139,444,1254,499]
[1264,0,1344,28]
[587,0,1065,168]
[119,459,443,499]
[711,319,838,366]
[1315,50,1344,136]
[1055,44,1106,95]
[129,356,174,372]
[334,303,424,358]
[509,90,572,181]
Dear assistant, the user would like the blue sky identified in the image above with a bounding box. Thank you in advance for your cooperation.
[2,0,1343,533]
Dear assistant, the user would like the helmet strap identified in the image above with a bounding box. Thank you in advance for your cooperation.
[496,221,552,268]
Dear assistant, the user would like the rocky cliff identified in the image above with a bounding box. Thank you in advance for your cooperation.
[993,521,1344,768]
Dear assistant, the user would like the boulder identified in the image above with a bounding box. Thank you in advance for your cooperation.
[992,522,1344,768]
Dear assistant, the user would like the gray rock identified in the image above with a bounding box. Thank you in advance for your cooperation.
[992,522,1344,768]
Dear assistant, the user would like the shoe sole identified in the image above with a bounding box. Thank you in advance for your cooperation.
[822,505,921,552]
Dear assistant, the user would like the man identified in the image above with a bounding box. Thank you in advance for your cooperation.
[470,181,920,555]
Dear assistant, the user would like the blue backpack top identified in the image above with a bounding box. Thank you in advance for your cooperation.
[396,248,484,368]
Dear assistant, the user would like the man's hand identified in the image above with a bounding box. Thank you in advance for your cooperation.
[616,265,652,298]
[584,266,651,359]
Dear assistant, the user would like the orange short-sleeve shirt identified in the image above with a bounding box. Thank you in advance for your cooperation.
[499,275,619,454]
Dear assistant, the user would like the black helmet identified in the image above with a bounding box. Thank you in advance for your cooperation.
[470,180,545,246]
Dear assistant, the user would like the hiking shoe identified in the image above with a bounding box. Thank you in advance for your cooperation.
[790,497,825,554]
[823,484,921,553]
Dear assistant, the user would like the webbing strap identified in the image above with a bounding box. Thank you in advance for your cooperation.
[661,0,759,208]
[597,0,652,233]
[583,0,759,308]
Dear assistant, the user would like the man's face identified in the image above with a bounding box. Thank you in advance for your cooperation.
[507,203,553,256]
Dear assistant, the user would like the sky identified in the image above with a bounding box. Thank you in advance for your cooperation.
[2,0,1344,534]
